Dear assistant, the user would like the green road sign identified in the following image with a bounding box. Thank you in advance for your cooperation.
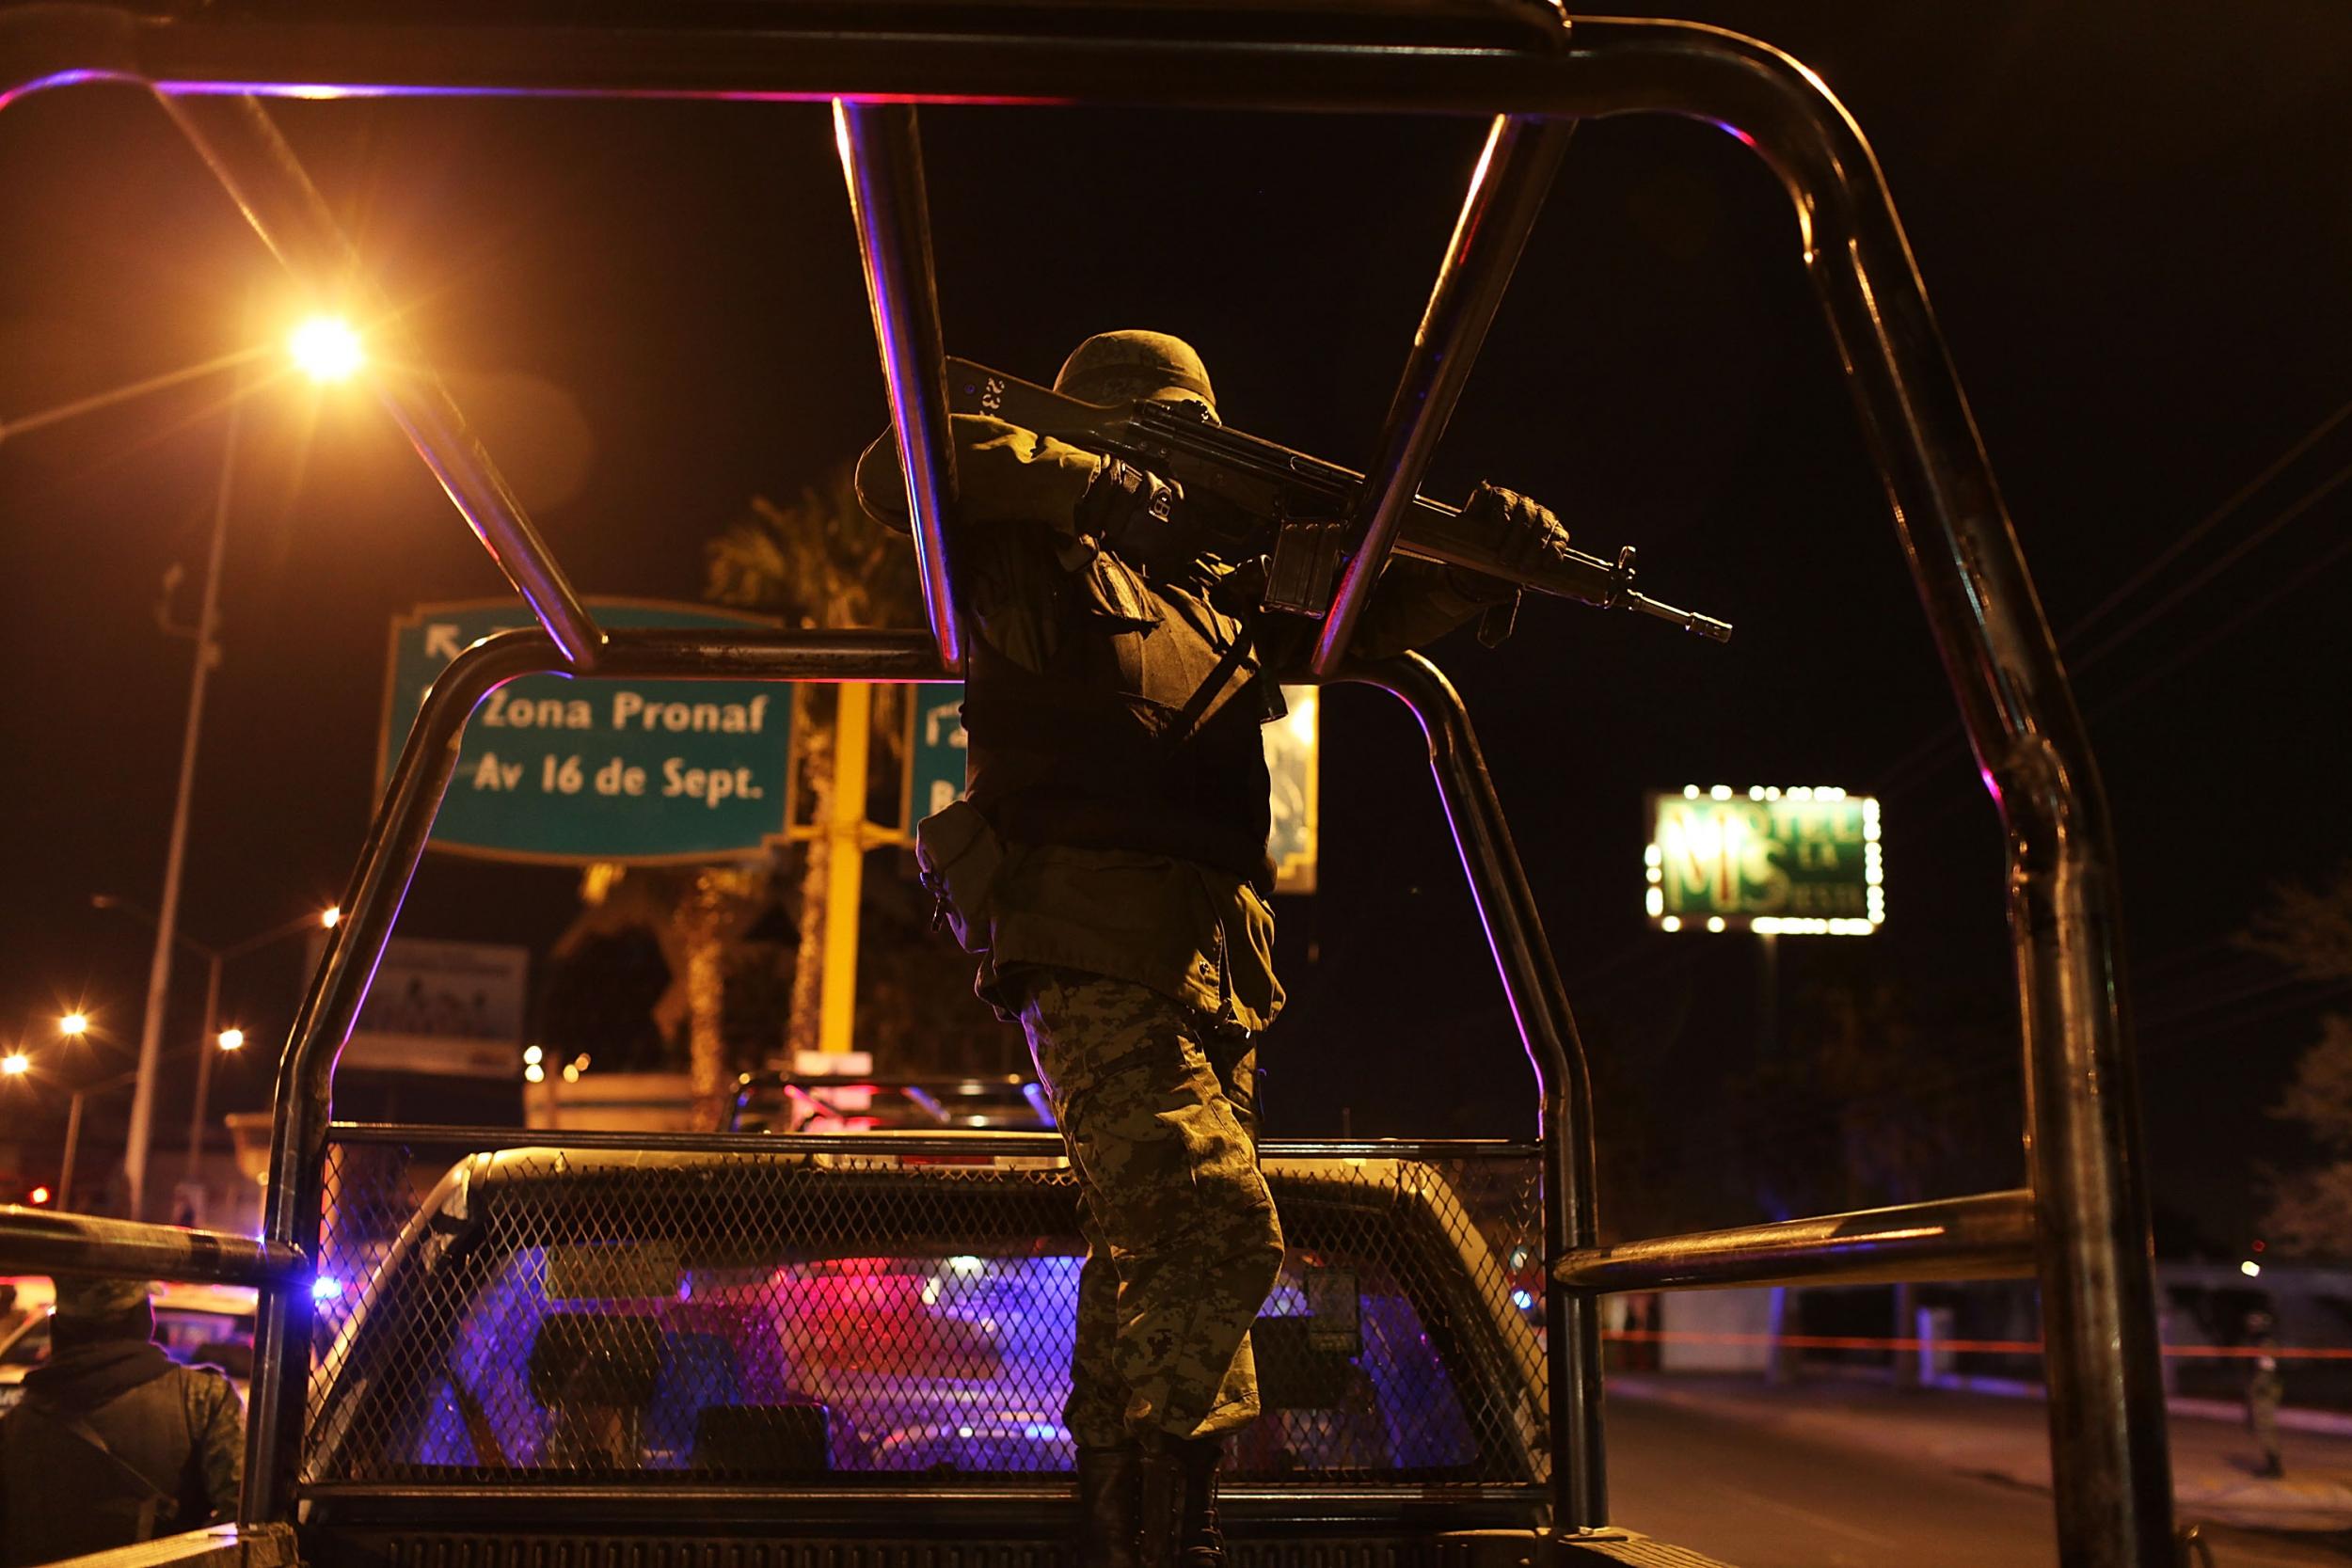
[1265,687,1318,895]
[382,599,793,864]
[904,682,968,831]
[1645,786,1884,935]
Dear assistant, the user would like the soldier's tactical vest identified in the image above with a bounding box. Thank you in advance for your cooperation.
[961,552,1275,888]
[0,1374,196,1566]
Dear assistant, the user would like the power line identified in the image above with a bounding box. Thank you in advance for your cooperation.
[2066,399,2352,643]
[1878,465,2350,832]
[1871,400,2352,799]
[2069,451,2352,673]
[2089,519,2352,721]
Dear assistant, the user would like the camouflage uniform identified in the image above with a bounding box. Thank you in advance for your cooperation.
[1019,967,1277,1445]
[858,344,1502,1451]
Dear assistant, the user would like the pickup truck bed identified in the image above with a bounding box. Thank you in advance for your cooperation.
[287,1140,1598,1565]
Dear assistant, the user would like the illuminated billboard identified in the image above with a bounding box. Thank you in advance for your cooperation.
[1645,786,1883,935]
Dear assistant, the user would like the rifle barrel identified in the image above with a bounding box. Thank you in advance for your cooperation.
[1143,404,1647,604]
[956,362,1731,643]
[1628,592,1735,643]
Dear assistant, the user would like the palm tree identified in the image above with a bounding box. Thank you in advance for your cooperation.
[706,468,929,1062]
[550,859,791,1126]
[545,465,1012,1121]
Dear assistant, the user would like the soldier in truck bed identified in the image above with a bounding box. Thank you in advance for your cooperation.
[0,1275,244,1567]
[856,330,1568,1568]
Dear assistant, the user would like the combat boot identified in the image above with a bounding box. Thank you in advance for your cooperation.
[1073,1444,1143,1568]
[1136,1435,1226,1568]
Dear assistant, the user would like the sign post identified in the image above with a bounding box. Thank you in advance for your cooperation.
[818,682,873,1056]
[1646,784,1883,1061]
[382,599,795,863]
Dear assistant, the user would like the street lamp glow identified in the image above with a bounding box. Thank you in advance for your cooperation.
[58,1012,88,1037]
[320,906,342,929]
[216,1028,246,1052]
[0,1053,28,1077]
[289,317,365,384]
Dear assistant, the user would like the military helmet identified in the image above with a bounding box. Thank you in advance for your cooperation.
[52,1274,154,1321]
[1054,330,1217,421]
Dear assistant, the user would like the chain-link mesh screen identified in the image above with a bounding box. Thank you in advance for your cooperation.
[308,1138,1544,1492]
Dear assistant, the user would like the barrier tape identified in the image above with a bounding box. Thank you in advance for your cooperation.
[1599,1328,2352,1360]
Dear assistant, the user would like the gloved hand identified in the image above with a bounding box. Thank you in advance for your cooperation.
[1459,482,1571,578]
[1078,456,1195,577]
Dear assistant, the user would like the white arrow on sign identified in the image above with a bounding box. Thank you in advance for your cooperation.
[424,624,466,661]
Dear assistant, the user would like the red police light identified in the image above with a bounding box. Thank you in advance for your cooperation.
[26,1186,50,1206]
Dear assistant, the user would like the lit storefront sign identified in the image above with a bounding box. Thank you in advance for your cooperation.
[1645,785,1883,935]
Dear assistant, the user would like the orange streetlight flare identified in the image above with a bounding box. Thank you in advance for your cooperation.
[1,1053,29,1077]
[320,906,342,929]
[289,317,366,384]
[58,1012,88,1037]
[216,1028,246,1052]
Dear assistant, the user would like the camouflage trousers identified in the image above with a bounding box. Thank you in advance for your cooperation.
[1015,967,1285,1447]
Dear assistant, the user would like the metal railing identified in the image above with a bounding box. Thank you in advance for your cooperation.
[1553,1190,2037,1294]
[0,1206,308,1291]
[835,100,964,670]
[0,6,2173,1563]
[1311,112,1573,674]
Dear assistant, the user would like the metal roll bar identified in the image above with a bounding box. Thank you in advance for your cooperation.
[0,1207,309,1291]
[1341,652,1605,1529]
[0,8,2173,1561]
[835,100,964,669]
[243,627,943,1524]
[1555,1189,2038,1294]
[241,630,1595,1530]
[1312,114,1573,674]
[151,92,606,668]
[325,1123,1535,1163]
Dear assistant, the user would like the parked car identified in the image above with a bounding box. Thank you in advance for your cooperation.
[730,1073,1054,1135]
[0,1276,258,1411]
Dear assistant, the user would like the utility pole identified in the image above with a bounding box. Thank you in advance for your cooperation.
[124,397,238,1220]
[185,953,226,1195]
[58,1091,87,1212]
[97,895,331,1212]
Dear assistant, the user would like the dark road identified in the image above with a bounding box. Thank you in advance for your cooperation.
[1607,1392,2349,1567]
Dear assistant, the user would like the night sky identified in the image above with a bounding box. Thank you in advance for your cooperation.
[1,2,2346,1250]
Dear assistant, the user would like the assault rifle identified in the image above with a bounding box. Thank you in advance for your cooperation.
[945,358,1732,642]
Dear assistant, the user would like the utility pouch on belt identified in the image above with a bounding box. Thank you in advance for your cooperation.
[914,799,1007,955]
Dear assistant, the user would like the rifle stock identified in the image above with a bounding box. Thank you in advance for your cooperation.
[945,357,1731,643]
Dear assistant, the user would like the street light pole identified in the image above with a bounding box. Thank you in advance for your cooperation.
[123,393,239,1221]
[104,312,362,1220]
[184,952,226,1195]
[59,1065,146,1213]
[59,1090,87,1212]
[96,896,333,1213]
